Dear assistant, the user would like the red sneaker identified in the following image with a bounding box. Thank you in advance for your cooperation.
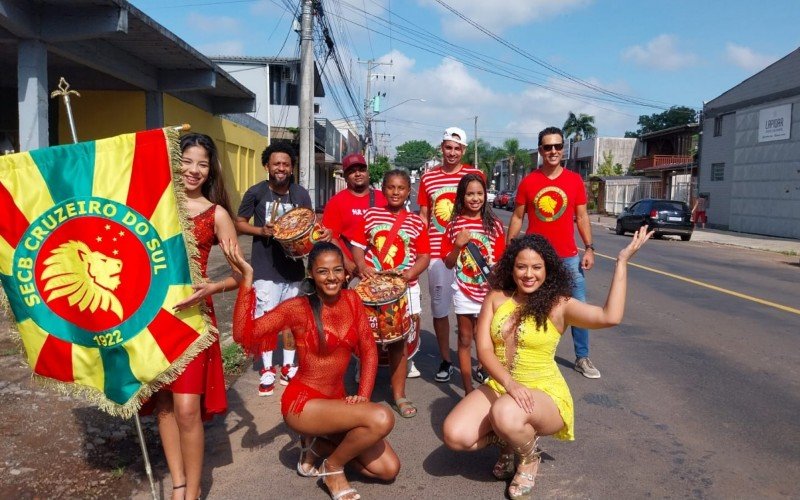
[259,366,277,396]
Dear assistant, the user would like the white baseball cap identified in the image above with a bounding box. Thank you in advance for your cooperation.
[442,127,467,146]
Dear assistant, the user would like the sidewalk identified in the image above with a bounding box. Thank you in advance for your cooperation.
[591,214,800,256]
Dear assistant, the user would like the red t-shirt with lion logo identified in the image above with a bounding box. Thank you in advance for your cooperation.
[515,168,587,258]
[417,164,484,259]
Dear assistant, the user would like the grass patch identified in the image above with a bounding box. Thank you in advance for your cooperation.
[778,249,799,257]
[221,342,246,376]
[110,466,125,478]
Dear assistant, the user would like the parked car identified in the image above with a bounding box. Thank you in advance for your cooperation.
[615,199,693,240]
[493,190,513,209]
[505,189,518,210]
[487,189,497,204]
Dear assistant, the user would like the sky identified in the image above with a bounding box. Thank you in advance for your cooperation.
[130,0,800,153]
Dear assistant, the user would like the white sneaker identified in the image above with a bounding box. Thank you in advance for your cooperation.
[407,361,421,379]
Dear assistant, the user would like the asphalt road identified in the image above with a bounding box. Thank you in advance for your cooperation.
[143,198,800,499]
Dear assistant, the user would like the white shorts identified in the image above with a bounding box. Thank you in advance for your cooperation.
[428,258,455,319]
[453,286,481,316]
[253,279,302,319]
[408,283,421,315]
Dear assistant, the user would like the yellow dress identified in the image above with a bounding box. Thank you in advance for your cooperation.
[486,298,574,441]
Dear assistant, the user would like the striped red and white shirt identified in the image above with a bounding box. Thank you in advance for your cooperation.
[417,165,485,259]
[351,207,430,287]
[441,216,506,302]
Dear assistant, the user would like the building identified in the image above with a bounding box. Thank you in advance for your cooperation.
[633,124,699,204]
[492,149,537,192]
[700,47,800,238]
[571,137,637,178]
[0,0,267,208]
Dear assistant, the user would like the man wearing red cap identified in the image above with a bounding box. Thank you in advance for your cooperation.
[323,153,386,276]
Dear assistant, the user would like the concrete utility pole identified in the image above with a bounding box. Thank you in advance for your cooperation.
[298,0,316,205]
[358,59,393,164]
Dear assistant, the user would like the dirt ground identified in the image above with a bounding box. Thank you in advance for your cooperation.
[0,246,241,499]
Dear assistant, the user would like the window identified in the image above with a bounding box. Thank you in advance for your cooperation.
[711,163,724,181]
[713,116,723,137]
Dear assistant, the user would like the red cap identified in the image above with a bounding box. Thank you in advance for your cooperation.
[342,153,367,172]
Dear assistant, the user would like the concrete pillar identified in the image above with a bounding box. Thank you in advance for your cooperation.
[145,91,164,129]
[18,40,49,151]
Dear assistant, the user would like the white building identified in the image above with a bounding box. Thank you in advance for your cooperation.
[700,47,800,238]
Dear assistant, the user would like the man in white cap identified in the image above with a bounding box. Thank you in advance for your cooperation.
[417,127,485,383]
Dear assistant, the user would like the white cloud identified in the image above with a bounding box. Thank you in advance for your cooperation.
[187,12,240,33]
[197,40,244,57]
[419,0,590,39]
[621,34,699,71]
[724,43,777,72]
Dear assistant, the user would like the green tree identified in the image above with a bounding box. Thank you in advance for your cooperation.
[563,112,598,142]
[496,138,534,182]
[394,140,436,172]
[625,106,698,137]
[369,155,391,185]
[596,151,624,176]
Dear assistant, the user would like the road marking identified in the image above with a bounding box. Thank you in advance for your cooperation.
[595,252,800,316]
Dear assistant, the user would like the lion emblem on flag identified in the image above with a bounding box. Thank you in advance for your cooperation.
[40,240,124,319]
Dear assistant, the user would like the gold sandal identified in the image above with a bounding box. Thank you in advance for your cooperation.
[508,437,541,500]
[492,452,515,480]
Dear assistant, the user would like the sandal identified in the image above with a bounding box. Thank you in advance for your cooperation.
[508,437,541,499]
[392,397,417,418]
[318,459,360,500]
[492,452,515,480]
[297,436,320,477]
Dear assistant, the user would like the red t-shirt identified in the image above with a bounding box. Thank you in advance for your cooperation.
[351,207,430,287]
[322,188,387,260]
[441,216,506,302]
[416,165,485,259]
[515,168,587,258]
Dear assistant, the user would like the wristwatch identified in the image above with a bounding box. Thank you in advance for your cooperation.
[585,243,595,251]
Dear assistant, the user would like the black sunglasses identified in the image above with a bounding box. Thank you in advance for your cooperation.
[540,143,564,151]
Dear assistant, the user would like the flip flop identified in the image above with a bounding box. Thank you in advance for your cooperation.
[393,397,417,418]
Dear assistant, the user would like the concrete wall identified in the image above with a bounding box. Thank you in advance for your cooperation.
[573,137,637,174]
[699,112,735,228]
[58,91,146,145]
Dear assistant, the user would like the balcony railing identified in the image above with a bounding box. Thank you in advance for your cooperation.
[634,155,693,171]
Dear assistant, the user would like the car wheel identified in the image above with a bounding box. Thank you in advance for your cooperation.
[615,220,624,235]
[680,234,691,241]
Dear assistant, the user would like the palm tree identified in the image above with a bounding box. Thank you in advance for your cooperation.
[563,112,598,142]
[498,138,533,189]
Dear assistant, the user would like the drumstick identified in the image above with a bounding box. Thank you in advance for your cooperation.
[270,200,279,223]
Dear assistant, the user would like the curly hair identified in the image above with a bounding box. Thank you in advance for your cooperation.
[449,173,500,236]
[488,234,573,330]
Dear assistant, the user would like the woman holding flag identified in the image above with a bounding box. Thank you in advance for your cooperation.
[145,132,239,499]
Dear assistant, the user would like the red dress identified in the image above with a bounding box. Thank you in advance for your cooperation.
[232,287,377,416]
[141,205,228,420]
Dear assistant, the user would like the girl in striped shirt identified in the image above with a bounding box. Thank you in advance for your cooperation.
[442,173,506,394]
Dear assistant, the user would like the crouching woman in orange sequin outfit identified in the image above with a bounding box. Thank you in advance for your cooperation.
[222,240,399,500]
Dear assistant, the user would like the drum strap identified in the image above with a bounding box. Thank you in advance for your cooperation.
[376,210,408,265]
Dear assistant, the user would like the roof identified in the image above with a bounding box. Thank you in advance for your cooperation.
[0,0,255,114]
[639,123,699,140]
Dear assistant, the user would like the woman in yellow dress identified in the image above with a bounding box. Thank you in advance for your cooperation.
[442,226,652,499]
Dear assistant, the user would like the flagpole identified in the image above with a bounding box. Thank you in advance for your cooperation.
[51,77,159,500]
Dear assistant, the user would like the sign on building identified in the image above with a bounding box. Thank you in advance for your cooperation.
[758,103,792,142]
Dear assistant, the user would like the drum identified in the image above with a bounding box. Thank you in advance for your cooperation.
[377,319,420,367]
[273,207,324,260]
[354,272,412,345]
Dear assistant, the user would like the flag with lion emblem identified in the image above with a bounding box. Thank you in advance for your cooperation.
[0,128,214,417]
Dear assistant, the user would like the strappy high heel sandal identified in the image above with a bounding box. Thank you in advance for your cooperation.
[484,432,514,480]
[318,459,360,500]
[508,436,541,500]
[297,436,321,477]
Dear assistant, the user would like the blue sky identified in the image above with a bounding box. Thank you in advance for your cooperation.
[131,0,800,152]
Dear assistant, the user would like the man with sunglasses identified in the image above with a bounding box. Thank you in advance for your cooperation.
[507,126,600,379]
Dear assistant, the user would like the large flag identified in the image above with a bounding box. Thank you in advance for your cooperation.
[0,128,214,417]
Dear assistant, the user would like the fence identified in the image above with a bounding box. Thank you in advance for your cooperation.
[590,176,697,215]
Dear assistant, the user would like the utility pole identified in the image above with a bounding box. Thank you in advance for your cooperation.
[358,59,392,165]
[473,115,478,168]
[298,0,316,205]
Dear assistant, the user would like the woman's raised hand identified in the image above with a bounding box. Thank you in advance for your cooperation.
[220,239,253,280]
[618,226,654,263]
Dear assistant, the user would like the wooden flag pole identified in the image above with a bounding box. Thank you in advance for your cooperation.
[50,77,159,500]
